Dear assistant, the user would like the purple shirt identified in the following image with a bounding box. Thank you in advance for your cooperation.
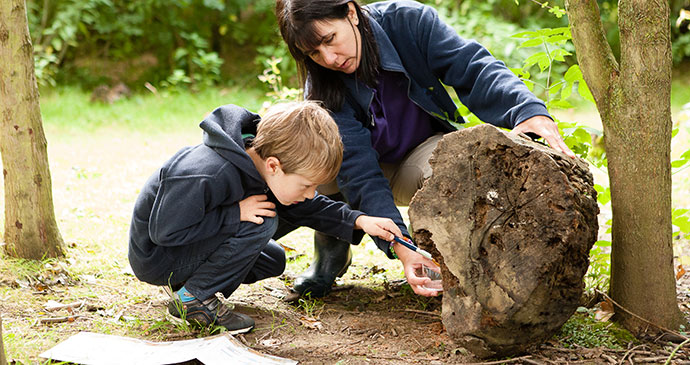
[369,70,436,163]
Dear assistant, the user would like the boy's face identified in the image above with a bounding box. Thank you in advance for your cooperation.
[266,168,320,206]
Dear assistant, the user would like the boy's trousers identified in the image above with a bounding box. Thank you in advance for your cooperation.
[146,216,282,300]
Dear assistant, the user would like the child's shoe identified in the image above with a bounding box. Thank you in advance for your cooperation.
[168,295,254,334]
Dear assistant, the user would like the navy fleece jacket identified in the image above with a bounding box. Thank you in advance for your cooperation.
[330,1,551,257]
[128,104,364,282]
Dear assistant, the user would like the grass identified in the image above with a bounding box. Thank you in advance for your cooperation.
[0,85,408,362]
[1,79,690,361]
[556,307,637,349]
[39,85,265,133]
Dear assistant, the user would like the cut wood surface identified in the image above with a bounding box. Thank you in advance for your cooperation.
[409,125,599,358]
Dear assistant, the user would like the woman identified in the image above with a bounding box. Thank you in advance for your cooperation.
[274,0,575,297]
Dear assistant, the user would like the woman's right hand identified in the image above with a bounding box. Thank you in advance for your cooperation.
[393,242,440,297]
[239,194,276,224]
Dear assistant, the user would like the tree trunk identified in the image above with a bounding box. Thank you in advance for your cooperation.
[0,0,65,259]
[566,0,684,334]
[409,125,599,358]
[0,316,6,365]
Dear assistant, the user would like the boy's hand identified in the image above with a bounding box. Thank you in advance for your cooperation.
[354,216,402,241]
[239,194,276,224]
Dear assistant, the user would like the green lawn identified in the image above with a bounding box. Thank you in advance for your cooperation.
[0,82,689,362]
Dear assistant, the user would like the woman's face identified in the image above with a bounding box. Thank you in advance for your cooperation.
[303,3,362,74]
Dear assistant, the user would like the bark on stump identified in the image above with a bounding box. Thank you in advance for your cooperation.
[409,125,599,358]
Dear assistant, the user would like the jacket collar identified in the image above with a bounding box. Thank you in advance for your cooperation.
[369,15,406,74]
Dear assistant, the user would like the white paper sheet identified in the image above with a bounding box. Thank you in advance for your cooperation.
[39,332,297,365]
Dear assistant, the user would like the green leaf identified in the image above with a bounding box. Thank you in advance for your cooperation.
[548,99,573,109]
[594,240,612,247]
[673,208,689,219]
[672,128,680,138]
[519,38,545,48]
[547,35,571,44]
[522,79,535,92]
[549,6,567,18]
[536,28,567,37]
[560,83,573,101]
[550,48,572,61]
[549,81,565,94]
[538,57,551,72]
[578,81,595,103]
[512,30,538,39]
[672,158,689,168]
[673,215,690,233]
[523,52,548,69]
[680,148,690,160]
[564,65,583,83]
[572,127,592,144]
[594,184,611,205]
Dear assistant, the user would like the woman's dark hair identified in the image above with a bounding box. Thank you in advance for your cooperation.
[276,0,380,111]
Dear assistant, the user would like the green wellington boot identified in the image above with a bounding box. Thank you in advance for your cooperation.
[293,231,352,297]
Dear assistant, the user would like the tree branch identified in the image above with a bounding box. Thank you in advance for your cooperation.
[565,0,619,108]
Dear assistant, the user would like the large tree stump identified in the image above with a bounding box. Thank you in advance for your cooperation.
[409,125,598,358]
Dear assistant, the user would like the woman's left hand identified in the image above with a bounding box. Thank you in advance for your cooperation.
[511,115,576,158]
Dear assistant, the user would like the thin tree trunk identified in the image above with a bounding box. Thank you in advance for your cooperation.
[566,0,684,334]
[0,0,65,259]
[0,316,6,365]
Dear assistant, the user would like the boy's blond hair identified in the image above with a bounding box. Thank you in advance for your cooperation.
[253,101,343,183]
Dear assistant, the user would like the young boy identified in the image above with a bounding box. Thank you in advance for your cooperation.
[128,101,401,334]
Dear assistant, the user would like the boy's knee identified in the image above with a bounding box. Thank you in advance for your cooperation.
[239,215,278,240]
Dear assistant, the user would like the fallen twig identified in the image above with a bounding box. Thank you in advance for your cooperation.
[665,338,690,365]
[45,300,85,312]
[636,356,673,362]
[461,355,534,365]
[332,338,366,353]
[522,358,546,365]
[619,344,649,364]
[38,315,80,325]
[397,309,441,318]
[595,290,689,343]
[601,353,617,363]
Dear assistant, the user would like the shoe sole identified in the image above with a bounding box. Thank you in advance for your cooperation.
[166,310,254,334]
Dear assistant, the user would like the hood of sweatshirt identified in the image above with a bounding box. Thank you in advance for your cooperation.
[200,104,263,183]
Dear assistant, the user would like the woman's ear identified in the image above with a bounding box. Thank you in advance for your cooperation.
[347,2,359,25]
